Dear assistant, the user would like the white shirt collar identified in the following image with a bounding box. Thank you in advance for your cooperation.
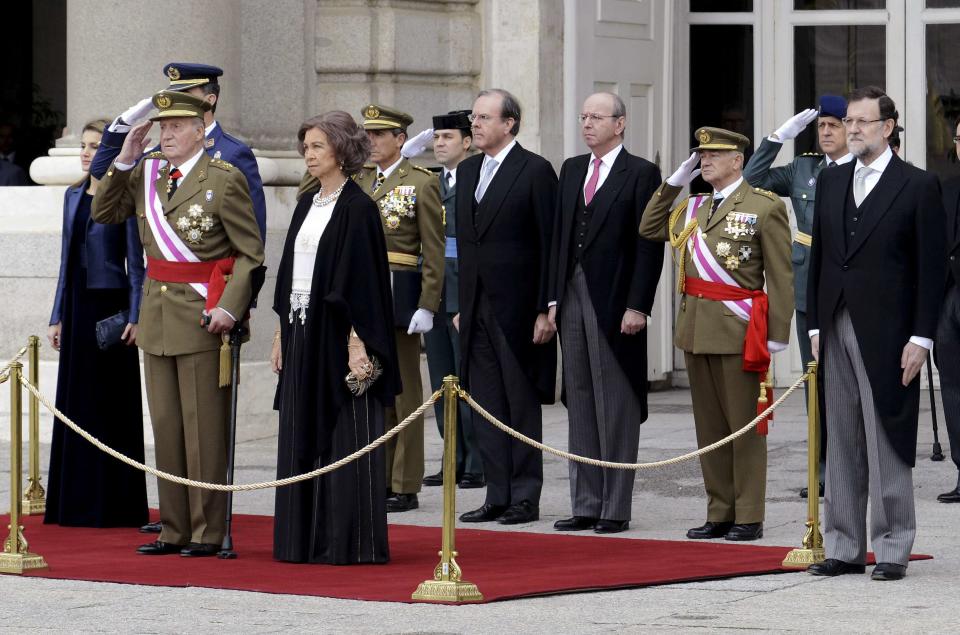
[829,152,854,166]
[485,138,517,166]
[714,176,744,201]
[379,156,404,180]
[855,145,893,174]
[173,147,206,179]
[205,120,218,137]
[444,166,457,183]
[591,143,623,167]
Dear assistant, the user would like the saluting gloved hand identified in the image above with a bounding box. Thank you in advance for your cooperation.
[772,108,819,142]
[407,308,435,335]
[666,152,702,188]
[401,128,434,159]
[110,97,155,132]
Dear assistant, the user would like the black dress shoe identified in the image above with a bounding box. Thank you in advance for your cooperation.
[807,558,866,576]
[422,470,444,487]
[937,476,960,502]
[594,519,629,534]
[180,542,220,557]
[871,562,907,581]
[498,500,539,525]
[800,482,825,499]
[139,520,163,534]
[686,521,733,540]
[553,516,598,531]
[386,493,419,513]
[458,473,486,489]
[137,540,183,555]
[460,502,508,523]
[725,522,763,541]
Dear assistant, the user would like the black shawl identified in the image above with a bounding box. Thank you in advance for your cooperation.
[273,178,400,460]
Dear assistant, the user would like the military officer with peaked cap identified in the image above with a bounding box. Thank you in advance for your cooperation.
[90,62,268,241]
[744,94,853,499]
[639,127,793,542]
[92,90,265,556]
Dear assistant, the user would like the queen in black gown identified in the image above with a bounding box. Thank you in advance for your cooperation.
[45,119,148,527]
[271,112,400,564]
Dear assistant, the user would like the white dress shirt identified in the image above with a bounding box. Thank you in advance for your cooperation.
[825,152,854,168]
[476,139,517,195]
[582,144,623,199]
[292,198,337,293]
[377,156,404,182]
[444,166,457,188]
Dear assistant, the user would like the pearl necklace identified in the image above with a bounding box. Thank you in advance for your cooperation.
[313,179,347,207]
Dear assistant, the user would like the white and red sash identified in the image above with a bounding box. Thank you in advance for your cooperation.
[682,195,752,322]
[142,158,208,299]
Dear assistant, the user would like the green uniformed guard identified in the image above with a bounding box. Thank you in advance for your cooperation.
[639,127,793,542]
[92,90,265,556]
[743,95,851,499]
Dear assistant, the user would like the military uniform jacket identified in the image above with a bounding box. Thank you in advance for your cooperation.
[91,152,265,357]
[743,138,830,313]
[354,158,445,316]
[638,180,794,355]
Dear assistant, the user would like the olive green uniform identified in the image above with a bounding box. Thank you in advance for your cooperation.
[639,173,793,524]
[92,150,264,546]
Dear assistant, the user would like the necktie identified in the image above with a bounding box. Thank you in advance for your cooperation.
[475,158,498,202]
[167,167,182,199]
[854,166,872,207]
[372,172,385,195]
[709,195,723,219]
[584,157,602,206]
[445,171,454,190]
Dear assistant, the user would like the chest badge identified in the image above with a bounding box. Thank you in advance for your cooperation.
[724,212,758,239]
[807,176,816,187]
[205,138,215,149]
[379,185,417,230]
[738,245,752,262]
[205,189,214,202]
[716,241,732,258]
[176,203,215,244]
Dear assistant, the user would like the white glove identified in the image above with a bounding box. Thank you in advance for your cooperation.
[401,128,434,159]
[772,108,819,142]
[666,152,702,187]
[109,98,155,133]
[407,308,434,335]
[767,341,789,354]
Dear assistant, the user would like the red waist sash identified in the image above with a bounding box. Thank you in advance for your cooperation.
[146,256,235,313]
[683,277,770,374]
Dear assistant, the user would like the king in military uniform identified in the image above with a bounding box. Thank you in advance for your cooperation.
[92,91,265,556]
[743,95,851,498]
[639,127,793,541]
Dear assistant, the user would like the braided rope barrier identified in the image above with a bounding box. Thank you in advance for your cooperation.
[0,346,28,384]
[19,374,440,492]
[461,372,808,470]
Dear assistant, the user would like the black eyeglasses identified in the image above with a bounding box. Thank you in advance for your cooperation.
[841,118,885,129]
[577,113,620,124]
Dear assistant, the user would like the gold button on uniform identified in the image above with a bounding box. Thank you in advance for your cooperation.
[160,285,168,293]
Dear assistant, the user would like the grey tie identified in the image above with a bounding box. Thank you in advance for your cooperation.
[854,166,872,207]
[475,158,498,202]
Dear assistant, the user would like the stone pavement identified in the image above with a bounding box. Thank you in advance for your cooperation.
[1,381,958,633]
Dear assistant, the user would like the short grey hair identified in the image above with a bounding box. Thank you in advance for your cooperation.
[478,88,522,136]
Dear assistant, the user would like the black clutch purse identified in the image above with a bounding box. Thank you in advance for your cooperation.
[95,310,129,350]
[345,356,383,397]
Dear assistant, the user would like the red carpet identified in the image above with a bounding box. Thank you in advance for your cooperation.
[7,513,931,603]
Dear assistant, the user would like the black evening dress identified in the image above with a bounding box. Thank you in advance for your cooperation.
[44,192,148,527]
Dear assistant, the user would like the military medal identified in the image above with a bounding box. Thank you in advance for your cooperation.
[379,185,417,230]
[716,241,732,258]
[176,203,215,244]
[724,212,757,239]
[724,255,740,271]
[738,245,752,262]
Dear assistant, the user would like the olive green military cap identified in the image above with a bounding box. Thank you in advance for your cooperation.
[691,126,750,153]
[361,104,414,130]
[149,90,211,121]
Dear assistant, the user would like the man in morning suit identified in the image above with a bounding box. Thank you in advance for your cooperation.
[91,62,267,241]
[455,88,558,525]
[936,116,960,504]
[547,92,663,534]
[92,91,265,556]
[422,110,485,490]
[806,86,946,581]
[353,105,446,513]
[743,94,853,499]
[639,127,793,542]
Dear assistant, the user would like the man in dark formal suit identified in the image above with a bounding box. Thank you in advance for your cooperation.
[807,86,946,581]
[422,110,485,490]
[935,116,960,504]
[547,92,663,534]
[454,88,558,525]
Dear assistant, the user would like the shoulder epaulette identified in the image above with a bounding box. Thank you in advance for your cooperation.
[800,152,823,157]
[751,187,779,201]
[362,163,376,170]
[412,164,435,176]
[209,158,236,171]
[145,151,164,159]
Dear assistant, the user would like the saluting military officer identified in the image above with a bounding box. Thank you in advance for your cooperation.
[356,105,445,512]
[92,91,265,557]
[744,95,851,499]
[639,127,793,542]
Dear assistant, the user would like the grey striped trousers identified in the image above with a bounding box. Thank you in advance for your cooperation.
[823,307,915,566]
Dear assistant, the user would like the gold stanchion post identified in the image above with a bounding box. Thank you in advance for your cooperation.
[782,361,825,568]
[0,361,47,573]
[21,336,45,515]
[412,376,483,603]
